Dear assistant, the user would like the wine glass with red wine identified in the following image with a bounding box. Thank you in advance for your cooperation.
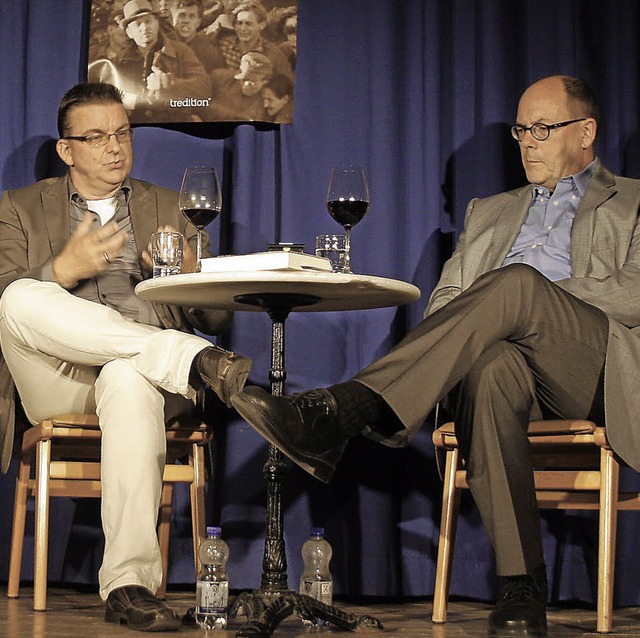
[326,166,370,273]
[179,167,222,272]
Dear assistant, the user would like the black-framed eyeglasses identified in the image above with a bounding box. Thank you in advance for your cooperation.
[511,118,586,142]
[64,128,134,148]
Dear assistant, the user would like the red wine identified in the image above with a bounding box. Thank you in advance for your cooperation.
[181,207,220,228]
[327,199,369,228]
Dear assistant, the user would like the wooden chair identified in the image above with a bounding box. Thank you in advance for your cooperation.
[7,413,212,611]
[431,419,640,633]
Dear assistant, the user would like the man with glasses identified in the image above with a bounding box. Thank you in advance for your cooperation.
[230,75,640,636]
[0,81,251,631]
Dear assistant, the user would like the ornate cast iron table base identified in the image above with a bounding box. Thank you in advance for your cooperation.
[231,590,383,637]
[232,293,382,636]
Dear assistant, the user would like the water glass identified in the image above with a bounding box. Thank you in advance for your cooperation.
[315,234,347,273]
[152,231,183,277]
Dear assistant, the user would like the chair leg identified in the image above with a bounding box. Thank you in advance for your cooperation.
[597,448,619,633]
[33,440,52,611]
[191,442,207,576]
[157,483,174,600]
[432,447,461,624]
[7,457,31,598]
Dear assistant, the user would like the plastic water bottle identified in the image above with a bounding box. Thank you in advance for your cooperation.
[195,526,229,630]
[299,527,333,625]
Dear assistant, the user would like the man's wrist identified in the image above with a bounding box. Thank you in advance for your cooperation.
[51,259,78,289]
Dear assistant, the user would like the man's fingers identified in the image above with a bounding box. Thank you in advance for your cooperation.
[73,213,95,238]
[93,220,121,241]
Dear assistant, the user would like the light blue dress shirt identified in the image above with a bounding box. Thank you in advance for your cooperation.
[503,159,597,281]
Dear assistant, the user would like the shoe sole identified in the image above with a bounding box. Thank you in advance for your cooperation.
[231,392,334,483]
[488,625,547,637]
[105,608,181,632]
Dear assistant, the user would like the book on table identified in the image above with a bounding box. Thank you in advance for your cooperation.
[199,252,333,273]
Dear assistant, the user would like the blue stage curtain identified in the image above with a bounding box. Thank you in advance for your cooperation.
[2,0,640,606]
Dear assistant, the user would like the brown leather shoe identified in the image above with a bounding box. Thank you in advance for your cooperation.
[105,585,180,631]
[231,386,348,483]
[195,346,252,407]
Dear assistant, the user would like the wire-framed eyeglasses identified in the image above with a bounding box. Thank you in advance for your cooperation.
[511,118,586,142]
[64,128,134,148]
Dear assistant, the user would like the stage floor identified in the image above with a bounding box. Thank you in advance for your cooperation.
[2,585,640,636]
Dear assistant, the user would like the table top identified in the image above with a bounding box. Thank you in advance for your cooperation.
[135,270,421,312]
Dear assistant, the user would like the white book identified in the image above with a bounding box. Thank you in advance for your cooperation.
[199,252,333,273]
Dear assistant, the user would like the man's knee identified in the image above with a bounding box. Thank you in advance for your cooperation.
[97,359,161,398]
[480,263,547,293]
[0,278,39,319]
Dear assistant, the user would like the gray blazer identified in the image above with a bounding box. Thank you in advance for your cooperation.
[0,175,230,472]
[426,161,640,473]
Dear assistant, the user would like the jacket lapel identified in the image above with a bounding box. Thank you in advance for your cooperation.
[477,186,531,275]
[41,177,72,257]
[129,179,160,275]
[571,163,616,277]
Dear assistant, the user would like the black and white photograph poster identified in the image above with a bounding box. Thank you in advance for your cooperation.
[87,0,297,124]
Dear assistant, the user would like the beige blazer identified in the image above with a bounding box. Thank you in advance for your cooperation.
[0,175,229,472]
[426,161,640,472]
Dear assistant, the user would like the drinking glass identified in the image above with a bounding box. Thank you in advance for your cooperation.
[179,167,222,272]
[326,166,369,274]
[151,231,183,277]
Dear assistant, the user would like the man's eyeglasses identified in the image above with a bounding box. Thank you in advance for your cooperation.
[511,118,586,142]
[64,128,134,148]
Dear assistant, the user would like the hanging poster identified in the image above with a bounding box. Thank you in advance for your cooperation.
[87,0,296,124]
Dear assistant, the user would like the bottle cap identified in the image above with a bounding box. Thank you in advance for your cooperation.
[207,526,222,537]
[310,526,325,536]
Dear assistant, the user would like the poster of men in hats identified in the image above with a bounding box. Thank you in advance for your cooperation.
[88,0,296,125]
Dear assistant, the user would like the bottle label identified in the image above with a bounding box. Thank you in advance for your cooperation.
[300,580,333,604]
[196,580,229,612]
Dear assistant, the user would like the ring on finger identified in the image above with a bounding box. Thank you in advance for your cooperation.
[103,251,111,264]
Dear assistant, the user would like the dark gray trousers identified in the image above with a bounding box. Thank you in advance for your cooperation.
[355,264,609,576]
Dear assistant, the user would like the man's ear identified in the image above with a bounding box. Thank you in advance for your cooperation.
[56,139,74,167]
[581,118,597,150]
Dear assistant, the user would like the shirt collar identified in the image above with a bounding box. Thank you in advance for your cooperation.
[67,175,132,206]
[531,158,598,200]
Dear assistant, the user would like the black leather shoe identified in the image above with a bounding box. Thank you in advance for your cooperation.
[195,346,252,407]
[488,566,547,637]
[231,386,348,483]
[105,585,181,632]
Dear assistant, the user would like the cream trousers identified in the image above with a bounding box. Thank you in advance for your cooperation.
[0,279,212,599]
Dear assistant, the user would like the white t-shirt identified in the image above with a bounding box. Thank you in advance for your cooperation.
[86,197,117,225]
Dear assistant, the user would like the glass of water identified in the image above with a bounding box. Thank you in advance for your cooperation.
[152,231,183,277]
[315,234,348,273]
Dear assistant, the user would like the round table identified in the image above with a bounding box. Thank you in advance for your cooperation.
[136,270,420,636]
[135,270,420,313]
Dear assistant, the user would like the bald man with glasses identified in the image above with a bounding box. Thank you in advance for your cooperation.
[231,75,640,637]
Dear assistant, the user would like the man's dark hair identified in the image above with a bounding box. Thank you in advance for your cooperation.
[562,76,600,123]
[232,1,268,24]
[266,73,293,99]
[174,0,202,14]
[57,82,124,138]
